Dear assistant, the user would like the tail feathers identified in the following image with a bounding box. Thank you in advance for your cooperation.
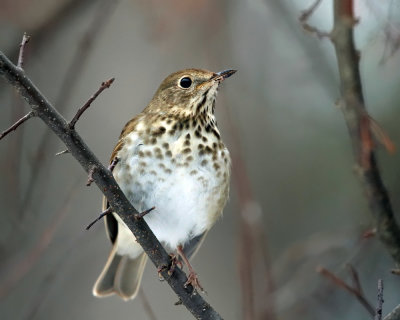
[93,246,147,300]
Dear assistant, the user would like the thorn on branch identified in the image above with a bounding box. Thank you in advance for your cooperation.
[86,166,97,186]
[55,149,70,156]
[0,111,35,141]
[17,33,30,69]
[135,207,156,220]
[69,77,115,129]
[108,157,120,172]
[375,279,384,320]
[316,265,375,316]
[86,207,112,230]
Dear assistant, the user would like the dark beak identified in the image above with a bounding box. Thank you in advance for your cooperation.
[212,69,237,81]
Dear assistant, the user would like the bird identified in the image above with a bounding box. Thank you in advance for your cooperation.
[93,68,235,300]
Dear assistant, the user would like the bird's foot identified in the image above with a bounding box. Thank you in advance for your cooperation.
[184,269,204,292]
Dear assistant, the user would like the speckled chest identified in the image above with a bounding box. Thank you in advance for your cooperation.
[112,116,231,248]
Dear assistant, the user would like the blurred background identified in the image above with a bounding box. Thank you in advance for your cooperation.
[0,0,400,319]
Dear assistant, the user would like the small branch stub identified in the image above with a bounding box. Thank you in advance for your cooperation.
[108,157,120,172]
[135,207,156,220]
[86,207,112,230]
[69,78,115,129]
[86,166,97,186]
[17,33,30,69]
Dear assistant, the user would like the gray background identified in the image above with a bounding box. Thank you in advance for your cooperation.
[0,0,400,319]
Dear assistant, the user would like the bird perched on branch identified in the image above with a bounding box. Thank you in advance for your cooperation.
[93,68,235,300]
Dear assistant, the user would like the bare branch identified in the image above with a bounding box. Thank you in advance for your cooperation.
[316,266,375,316]
[329,0,400,264]
[0,111,35,141]
[86,165,97,186]
[0,49,222,320]
[69,78,115,129]
[375,279,384,320]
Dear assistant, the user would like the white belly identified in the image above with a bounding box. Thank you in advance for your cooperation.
[113,130,230,251]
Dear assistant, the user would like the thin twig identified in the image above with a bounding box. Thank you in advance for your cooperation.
[375,279,384,320]
[347,264,362,293]
[86,207,112,230]
[0,111,35,141]
[17,33,30,69]
[69,78,115,129]
[316,266,375,316]
[138,288,158,320]
[329,0,400,264]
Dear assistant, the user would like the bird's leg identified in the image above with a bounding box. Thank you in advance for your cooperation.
[157,253,183,280]
[177,245,204,292]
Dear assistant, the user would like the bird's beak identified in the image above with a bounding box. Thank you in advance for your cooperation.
[211,69,237,82]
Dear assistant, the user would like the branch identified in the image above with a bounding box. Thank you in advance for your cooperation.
[330,0,400,264]
[69,78,114,129]
[316,265,375,316]
[375,279,384,320]
[0,51,223,320]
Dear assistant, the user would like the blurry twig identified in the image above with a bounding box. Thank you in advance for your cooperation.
[316,265,375,316]
[20,0,119,218]
[218,93,276,320]
[375,279,384,320]
[139,288,158,320]
[328,0,400,265]
[0,179,80,299]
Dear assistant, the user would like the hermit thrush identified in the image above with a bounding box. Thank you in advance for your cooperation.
[93,68,235,300]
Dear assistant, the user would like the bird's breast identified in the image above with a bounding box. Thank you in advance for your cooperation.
[113,127,230,250]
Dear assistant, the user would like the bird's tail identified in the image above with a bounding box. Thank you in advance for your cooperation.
[93,244,147,300]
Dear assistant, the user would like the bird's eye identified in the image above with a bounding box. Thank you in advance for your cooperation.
[179,77,192,89]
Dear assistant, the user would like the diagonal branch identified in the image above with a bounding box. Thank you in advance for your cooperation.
[317,266,375,316]
[0,51,222,320]
[69,77,115,129]
[0,111,35,141]
[330,0,400,264]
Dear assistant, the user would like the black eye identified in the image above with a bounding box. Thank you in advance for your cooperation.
[179,77,192,89]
